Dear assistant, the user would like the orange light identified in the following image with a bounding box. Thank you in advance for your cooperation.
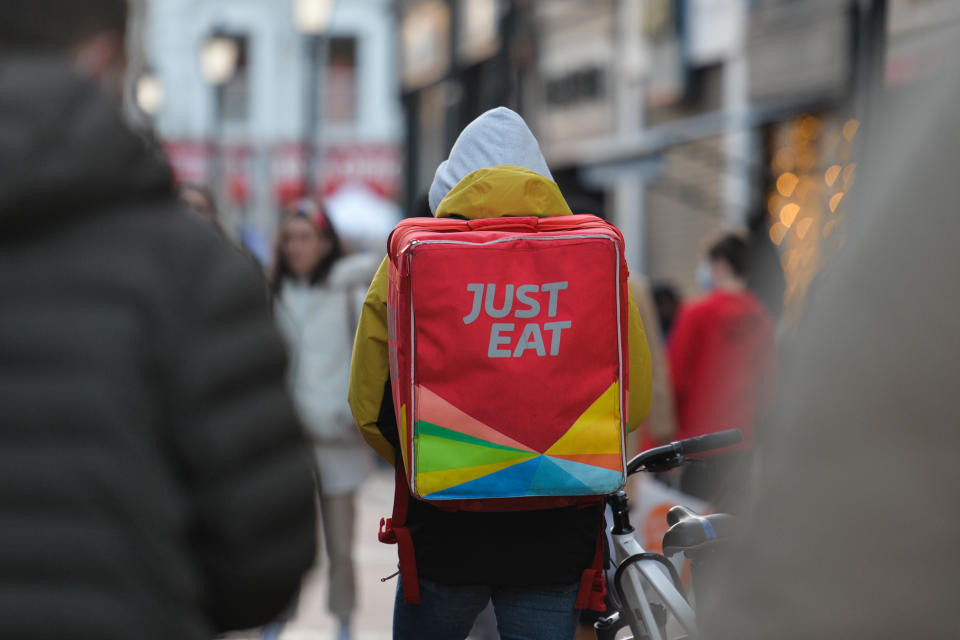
[825,165,842,187]
[796,150,817,173]
[796,217,814,240]
[768,194,787,217]
[823,219,838,237]
[777,173,800,198]
[773,148,795,173]
[770,222,788,246]
[829,192,845,212]
[798,115,822,140]
[843,163,857,185]
[794,177,814,202]
[843,119,860,142]
[780,203,800,227]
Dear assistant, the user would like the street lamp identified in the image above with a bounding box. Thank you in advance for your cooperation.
[200,30,240,199]
[293,0,336,34]
[135,70,165,117]
[200,33,240,86]
[293,0,336,197]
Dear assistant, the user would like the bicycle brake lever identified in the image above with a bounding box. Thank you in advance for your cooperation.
[642,452,685,473]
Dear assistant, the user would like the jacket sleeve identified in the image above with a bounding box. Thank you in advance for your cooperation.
[167,228,317,632]
[628,275,677,442]
[626,285,654,432]
[348,256,397,464]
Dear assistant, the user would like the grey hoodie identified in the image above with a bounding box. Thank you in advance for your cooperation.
[428,106,554,214]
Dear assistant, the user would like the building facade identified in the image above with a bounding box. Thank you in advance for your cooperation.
[142,0,404,252]
[398,0,765,291]
[396,0,939,314]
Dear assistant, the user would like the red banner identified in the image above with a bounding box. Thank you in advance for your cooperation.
[163,141,213,185]
[162,140,402,208]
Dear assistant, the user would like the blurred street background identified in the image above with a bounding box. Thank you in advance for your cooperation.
[127,0,957,317]
[117,0,960,637]
[226,471,398,639]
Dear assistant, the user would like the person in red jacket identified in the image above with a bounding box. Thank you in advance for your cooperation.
[669,233,777,506]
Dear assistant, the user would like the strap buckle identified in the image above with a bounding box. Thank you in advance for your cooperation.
[378,517,398,544]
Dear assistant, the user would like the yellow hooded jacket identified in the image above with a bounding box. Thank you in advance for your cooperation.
[348,165,653,464]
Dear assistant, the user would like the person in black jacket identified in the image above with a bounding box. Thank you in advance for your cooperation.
[0,2,318,639]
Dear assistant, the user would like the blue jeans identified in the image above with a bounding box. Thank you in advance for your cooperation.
[393,578,580,640]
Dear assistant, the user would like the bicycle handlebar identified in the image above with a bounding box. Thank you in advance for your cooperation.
[626,429,742,476]
[675,429,743,456]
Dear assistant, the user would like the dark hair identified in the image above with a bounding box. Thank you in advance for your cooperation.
[0,0,129,50]
[708,233,749,278]
[652,282,681,309]
[269,204,344,295]
[413,191,433,219]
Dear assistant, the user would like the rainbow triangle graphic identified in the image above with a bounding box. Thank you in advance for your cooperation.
[412,384,625,500]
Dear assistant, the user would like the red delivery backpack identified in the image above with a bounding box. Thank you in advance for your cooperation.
[379,214,630,608]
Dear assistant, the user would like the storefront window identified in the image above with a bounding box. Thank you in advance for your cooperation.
[220,36,249,122]
[325,36,358,125]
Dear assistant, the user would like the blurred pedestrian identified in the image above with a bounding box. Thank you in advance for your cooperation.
[271,200,379,640]
[668,233,777,508]
[0,2,318,639]
[652,282,681,342]
[181,183,269,275]
[181,183,220,227]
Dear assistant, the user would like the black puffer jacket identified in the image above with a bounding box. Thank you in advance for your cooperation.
[0,54,317,639]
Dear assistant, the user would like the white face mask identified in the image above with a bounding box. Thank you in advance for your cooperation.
[696,261,714,292]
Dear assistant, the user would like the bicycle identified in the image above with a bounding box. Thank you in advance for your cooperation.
[596,429,742,640]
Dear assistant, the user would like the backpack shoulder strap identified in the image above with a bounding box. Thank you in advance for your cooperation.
[575,502,609,611]
[378,457,421,604]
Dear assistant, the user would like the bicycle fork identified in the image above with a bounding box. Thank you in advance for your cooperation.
[604,492,699,640]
